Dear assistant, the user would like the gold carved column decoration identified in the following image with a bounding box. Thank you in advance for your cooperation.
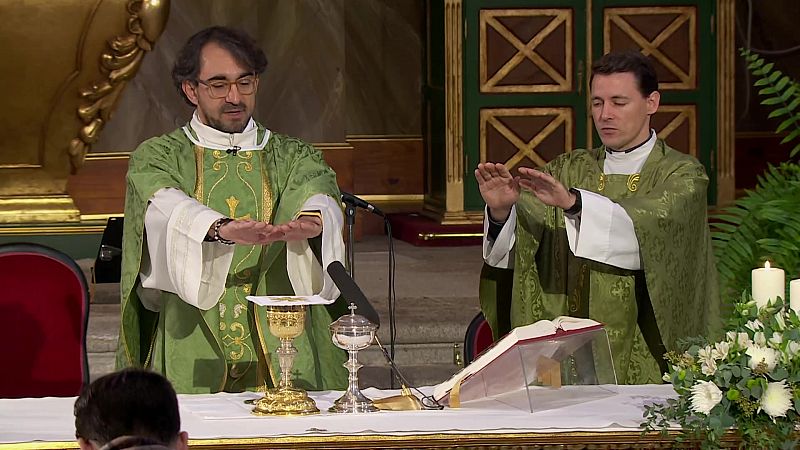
[716,0,735,205]
[425,0,467,224]
[71,0,170,172]
[0,0,169,224]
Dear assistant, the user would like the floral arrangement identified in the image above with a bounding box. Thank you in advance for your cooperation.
[642,294,800,449]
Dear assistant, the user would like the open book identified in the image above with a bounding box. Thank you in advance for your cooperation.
[433,316,602,402]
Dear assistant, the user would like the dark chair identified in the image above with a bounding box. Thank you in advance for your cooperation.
[93,216,123,284]
[463,312,495,365]
[0,243,90,397]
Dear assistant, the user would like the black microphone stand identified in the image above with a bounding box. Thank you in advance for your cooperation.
[344,201,357,278]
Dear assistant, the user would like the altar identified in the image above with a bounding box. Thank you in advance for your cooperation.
[0,384,741,449]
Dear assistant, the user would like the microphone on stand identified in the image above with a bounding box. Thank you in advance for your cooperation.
[341,191,384,216]
[327,261,380,327]
[326,261,434,410]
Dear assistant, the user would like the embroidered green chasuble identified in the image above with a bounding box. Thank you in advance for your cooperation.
[116,125,348,393]
[480,140,721,384]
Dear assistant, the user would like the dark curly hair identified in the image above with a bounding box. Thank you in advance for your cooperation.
[172,26,268,105]
[590,50,659,97]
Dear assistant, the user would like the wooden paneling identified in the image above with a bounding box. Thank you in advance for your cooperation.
[66,157,128,216]
[349,137,424,195]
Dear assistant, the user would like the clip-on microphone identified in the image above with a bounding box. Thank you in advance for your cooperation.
[326,261,426,410]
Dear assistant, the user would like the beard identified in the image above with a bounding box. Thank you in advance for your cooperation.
[206,104,250,133]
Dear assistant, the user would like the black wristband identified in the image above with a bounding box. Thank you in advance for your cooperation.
[206,218,235,245]
[564,188,582,216]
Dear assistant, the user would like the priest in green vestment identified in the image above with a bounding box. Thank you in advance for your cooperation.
[475,51,721,384]
[116,26,348,393]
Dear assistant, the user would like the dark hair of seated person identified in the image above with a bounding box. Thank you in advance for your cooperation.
[74,369,187,450]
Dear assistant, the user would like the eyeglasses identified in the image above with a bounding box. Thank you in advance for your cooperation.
[195,75,258,98]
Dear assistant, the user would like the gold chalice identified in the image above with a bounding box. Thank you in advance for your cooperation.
[252,304,319,415]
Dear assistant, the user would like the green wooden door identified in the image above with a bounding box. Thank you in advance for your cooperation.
[463,0,589,211]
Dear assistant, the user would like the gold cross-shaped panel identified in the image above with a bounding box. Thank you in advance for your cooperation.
[480,8,573,93]
[480,108,573,171]
[604,7,696,90]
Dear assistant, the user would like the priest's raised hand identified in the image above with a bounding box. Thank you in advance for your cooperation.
[474,162,520,222]
[517,167,577,211]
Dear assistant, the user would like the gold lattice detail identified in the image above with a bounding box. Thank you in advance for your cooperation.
[656,105,697,157]
[480,108,573,170]
[604,7,696,90]
[480,9,573,93]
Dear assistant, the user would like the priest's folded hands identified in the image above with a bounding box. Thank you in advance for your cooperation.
[213,215,323,245]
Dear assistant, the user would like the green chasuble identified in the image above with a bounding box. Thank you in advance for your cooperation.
[116,124,348,393]
[480,140,721,384]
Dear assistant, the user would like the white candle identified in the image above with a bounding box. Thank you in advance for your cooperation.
[752,261,785,308]
[791,279,800,313]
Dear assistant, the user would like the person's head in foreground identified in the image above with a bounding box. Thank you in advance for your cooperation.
[74,369,188,450]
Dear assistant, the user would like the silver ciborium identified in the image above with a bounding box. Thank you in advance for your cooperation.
[329,303,379,413]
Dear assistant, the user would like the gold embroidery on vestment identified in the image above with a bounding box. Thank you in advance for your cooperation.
[193,145,204,201]
[627,174,640,192]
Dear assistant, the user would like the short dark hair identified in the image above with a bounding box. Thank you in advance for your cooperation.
[172,26,268,104]
[74,369,180,446]
[590,50,659,97]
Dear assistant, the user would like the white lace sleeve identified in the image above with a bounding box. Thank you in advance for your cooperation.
[483,205,517,269]
[285,194,346,301]
[564,189,641,270]
[140,188,235,311]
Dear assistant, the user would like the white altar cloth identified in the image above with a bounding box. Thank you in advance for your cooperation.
[0,384,676,445]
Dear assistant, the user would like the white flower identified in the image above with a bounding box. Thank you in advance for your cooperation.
[727,331,752,348]
[690,380,723,415]
[698,345,714,362]
[746,346,780,371]
[788,341,800,357]
[775,312,787,330]
[769,332,783,347]
[754,331,767,347]
[738,332,753,348]
[746,319,764,332]
[662,372,672,382]
[761,380,793,419]
[712,341,730,360]
[701,359,718,376]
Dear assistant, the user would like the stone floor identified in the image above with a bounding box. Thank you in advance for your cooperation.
[82,236,484,389]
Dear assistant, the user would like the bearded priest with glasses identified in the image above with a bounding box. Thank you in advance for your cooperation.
[117,26,348,394]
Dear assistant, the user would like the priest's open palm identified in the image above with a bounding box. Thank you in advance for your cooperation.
[219,216,322,245]
[217,220,272,245]
[517,167,573,209]
[273,216,323,241]
[474,162,520,221]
